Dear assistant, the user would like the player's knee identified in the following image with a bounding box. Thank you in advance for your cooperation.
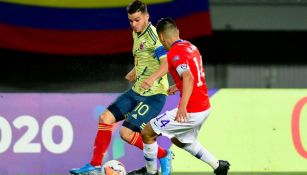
[141,124,155,143]
[99,110,116,124]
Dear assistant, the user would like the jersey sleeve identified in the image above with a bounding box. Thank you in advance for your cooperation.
[169,50,190,77]
[154,45,167,61]
[153,40,167,61]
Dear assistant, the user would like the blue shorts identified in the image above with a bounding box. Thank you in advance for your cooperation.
[107,89,166,132]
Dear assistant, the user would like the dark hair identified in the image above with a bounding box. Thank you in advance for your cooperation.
[127,0,148,14]
[156,17,177,34]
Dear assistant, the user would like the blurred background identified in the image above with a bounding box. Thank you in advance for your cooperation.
[1,0,306,92]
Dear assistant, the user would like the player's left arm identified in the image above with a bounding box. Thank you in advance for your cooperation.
[141,46,168,90]
[176,70,194,122]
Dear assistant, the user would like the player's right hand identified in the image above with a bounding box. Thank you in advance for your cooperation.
[167,85,178,95]
[125,70,136,83]
[175,105,188,123]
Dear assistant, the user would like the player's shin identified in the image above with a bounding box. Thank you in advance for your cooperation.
[90,123,113,166]
[183,141,219,169]
[143,142,158,174]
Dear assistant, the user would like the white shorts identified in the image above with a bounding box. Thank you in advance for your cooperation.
[150,108,211,143]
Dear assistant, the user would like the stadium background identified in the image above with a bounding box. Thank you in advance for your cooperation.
[0,0,307,174]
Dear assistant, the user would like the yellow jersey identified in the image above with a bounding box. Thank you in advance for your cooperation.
[132,22,169,96]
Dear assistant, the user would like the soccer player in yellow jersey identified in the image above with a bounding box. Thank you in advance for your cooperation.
[69,1,171,175]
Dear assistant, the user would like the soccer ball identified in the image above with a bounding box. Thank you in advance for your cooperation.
[102,160,127,175]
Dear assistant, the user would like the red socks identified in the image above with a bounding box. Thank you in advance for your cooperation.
[90,124,167,166]
[129,132,167,158]
[90,123,113,166]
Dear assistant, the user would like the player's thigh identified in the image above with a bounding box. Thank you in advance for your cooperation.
[107,89,137,122]
[150,108,178,138]
[175,109,211,143]
[124,93,166,132]
[150,108,210,143]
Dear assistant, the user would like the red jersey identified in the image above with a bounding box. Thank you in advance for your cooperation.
[167,40,210,112]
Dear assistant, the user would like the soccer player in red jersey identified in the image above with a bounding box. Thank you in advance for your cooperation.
[140,18,230,175]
